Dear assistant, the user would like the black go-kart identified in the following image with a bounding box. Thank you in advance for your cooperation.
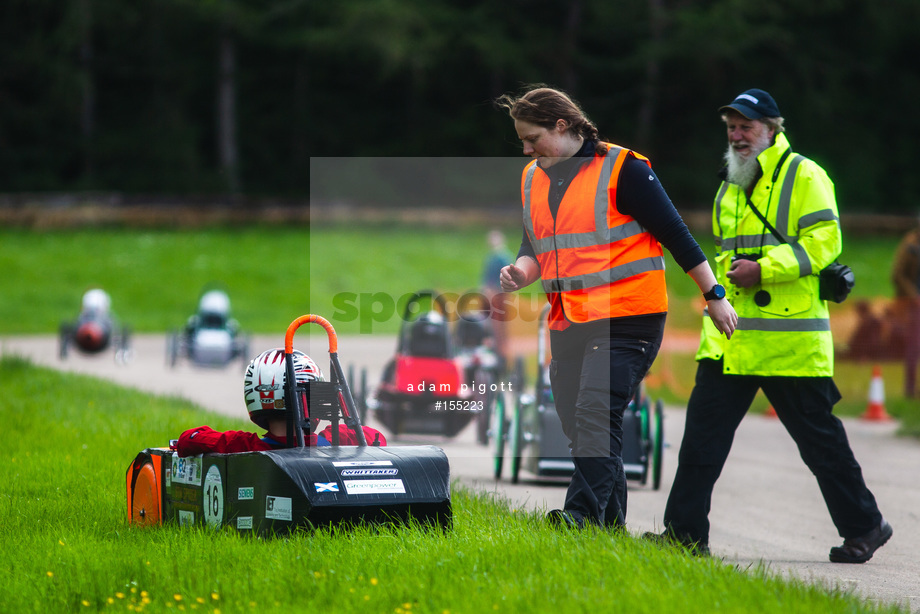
[494,304,664,489]
[127,314,451,534]
[367,290,477,439]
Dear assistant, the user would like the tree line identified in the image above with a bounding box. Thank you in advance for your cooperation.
[2,0,918,213]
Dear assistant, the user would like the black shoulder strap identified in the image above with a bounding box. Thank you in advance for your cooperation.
[745,148,793,245]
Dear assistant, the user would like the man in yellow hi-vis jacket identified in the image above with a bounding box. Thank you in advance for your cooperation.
[647,89,891,563]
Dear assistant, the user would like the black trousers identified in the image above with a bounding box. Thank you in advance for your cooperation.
[550,324,662,526]
[663,358,882,544]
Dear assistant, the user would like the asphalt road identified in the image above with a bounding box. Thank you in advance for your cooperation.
[2,332,918,612]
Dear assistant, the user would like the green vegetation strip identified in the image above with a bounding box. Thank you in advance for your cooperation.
[0,356,903,613]
[0,227,901,335]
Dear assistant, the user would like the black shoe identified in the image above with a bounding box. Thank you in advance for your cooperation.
[642,530,710,557]
[546,509,586,529]
[829,519,893,564]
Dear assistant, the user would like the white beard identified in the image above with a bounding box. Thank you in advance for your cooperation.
[723,131,773,188]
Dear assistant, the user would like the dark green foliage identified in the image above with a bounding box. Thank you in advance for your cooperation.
[1,0,919,210]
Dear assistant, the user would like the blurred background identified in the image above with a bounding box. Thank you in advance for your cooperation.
[3,0,920,432]
[2,0,919,214]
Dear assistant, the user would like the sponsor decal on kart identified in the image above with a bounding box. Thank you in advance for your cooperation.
[314,482,339,493]
[343,479,406,495]
[178,510,195,526]
[238,487,254,500]
[236,516,253,530]
[332,460,394,467]
[265,496,293,521]
[203,465,224,528]
[340,468,399,477]
[171,454,202,486]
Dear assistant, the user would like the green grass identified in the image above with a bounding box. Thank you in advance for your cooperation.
[0,224,515,335]
[2,224,918,436]
[0,355,905,613]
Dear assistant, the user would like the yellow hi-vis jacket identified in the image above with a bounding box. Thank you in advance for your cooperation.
[522,143,667,331]
[696,132,841,376]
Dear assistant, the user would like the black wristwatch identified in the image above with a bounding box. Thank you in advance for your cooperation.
[703,284,726,301]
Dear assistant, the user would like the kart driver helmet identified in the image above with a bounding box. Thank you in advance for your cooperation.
[81,288,111,316]
[243,348,324,429]
[197,290,231,328]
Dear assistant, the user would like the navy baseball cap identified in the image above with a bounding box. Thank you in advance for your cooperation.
[719,89,781,119]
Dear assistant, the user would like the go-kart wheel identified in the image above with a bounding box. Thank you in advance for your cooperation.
[652,399,664,491]
[509,397,523,484]
[130,462,161,526]
[115,326,132,365]
[59,323,71,359]
[475,368,494,446]
[166,330,179,368]
[638,393,651,486]
[492,392,507,480]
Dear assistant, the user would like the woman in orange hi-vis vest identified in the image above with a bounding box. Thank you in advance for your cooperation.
[496,86,737,529]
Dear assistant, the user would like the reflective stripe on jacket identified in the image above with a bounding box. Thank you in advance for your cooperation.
[522,143,667,331]
[696,132,841,376]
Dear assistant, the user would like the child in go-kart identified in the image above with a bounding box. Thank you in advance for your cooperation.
[173,349,385,457]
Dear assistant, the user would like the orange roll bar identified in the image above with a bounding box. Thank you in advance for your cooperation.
[285,314,338,354]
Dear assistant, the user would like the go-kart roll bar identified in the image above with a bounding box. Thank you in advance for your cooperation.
[283,315,367,447]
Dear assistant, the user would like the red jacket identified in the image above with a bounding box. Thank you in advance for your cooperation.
[174,424,386,457]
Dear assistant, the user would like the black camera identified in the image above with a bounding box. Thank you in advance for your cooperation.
[731,253,761,263]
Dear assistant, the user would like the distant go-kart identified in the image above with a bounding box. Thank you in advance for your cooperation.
[59,288,131,364]
[367,290,475,439]
[453,290,504,446]
[494,304,664,489]
[126,314,452,534]
[166,289,250,369]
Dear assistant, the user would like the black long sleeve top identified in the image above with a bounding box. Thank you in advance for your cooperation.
[515,140,706,338]
[516,140,705,272]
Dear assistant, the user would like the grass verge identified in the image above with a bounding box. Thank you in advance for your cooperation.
[0,355,906,613]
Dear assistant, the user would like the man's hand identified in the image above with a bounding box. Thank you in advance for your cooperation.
[726,259,761,288]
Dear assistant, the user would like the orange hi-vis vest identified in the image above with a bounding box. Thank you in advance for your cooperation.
[522,143,668,331]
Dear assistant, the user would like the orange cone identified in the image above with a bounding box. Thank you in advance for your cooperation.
[861,364,893,422]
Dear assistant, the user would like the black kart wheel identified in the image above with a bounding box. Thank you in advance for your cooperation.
[652,399,664,491]
[492,392,507,480]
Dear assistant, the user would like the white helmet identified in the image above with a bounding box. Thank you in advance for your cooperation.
[81,288,111,315]
[243,349,324,428]
[198,290,231,317]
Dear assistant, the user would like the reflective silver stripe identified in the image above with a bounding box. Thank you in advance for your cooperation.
[522,162,538,244]
[543,255,665,293]
[799,208,839,228]
[791,241,812,276]
[721,234,785,253]
[531,220,647,254]
[594,147,621,231]
[714,182,729,249]
[736,317,831,332]
[775,154,805,242]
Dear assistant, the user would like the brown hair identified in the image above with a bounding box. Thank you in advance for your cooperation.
[495,85,606,154]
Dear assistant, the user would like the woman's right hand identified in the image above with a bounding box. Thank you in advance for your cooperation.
[499,263,528,292]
